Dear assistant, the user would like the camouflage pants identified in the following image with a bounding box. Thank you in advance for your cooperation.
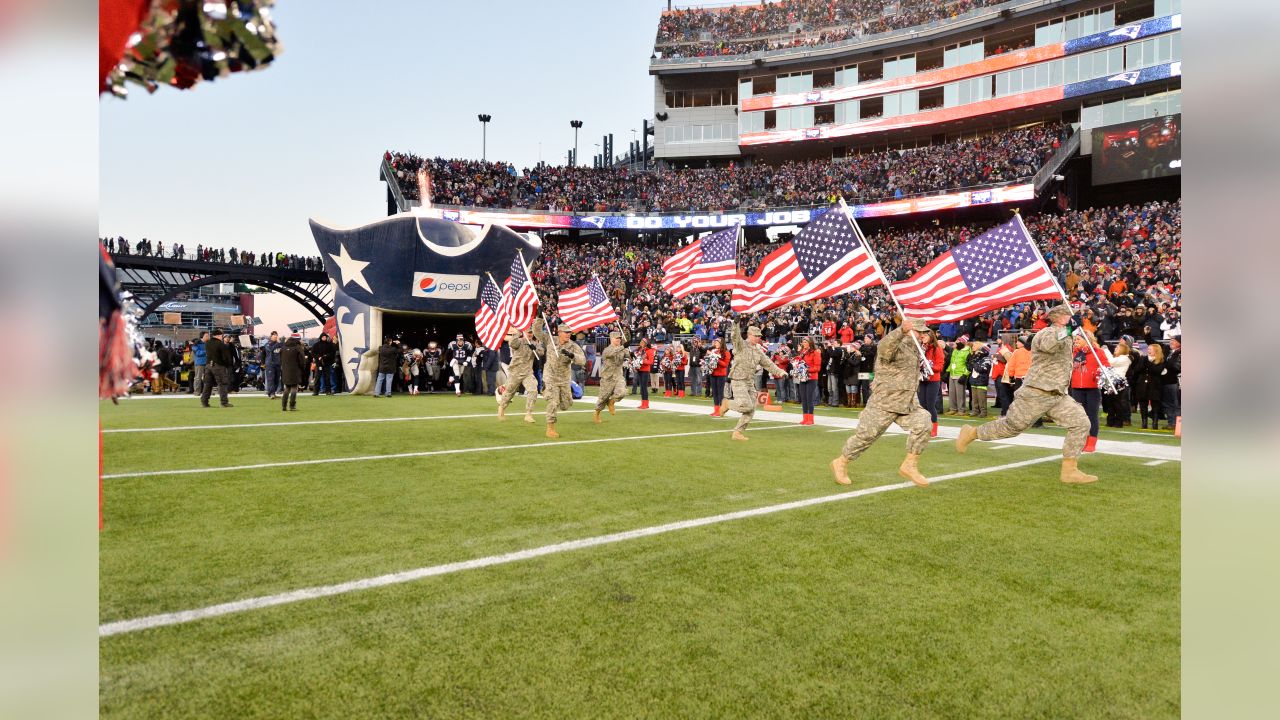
[729,379,758,432]
[976,385,1089,458]
[498,370,537,415]
[595,373,627,411]
[841,405,931,460]
[545,382,573,425]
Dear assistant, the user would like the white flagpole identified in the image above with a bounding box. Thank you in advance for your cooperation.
[836,198,929,363]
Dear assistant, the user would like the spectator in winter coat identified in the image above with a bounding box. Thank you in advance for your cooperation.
[279,335,307,411]
[966,341,992,417]
[1069,331,1111,451]
[375,338,400,398]
[917,332,946,436]
[946,337,971,415]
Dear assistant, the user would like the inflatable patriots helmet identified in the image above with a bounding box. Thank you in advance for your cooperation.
[309,215,542,393]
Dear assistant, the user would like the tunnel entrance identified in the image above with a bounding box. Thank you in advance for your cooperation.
[380,312,480,351]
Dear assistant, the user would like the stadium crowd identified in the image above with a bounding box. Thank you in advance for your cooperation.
[654,0,1007,59]
[103,236,324,271]
[385,122,1068,212]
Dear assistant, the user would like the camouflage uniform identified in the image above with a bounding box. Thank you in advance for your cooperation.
[535,323,585,426]
[974,315,1089,457]
[497,331,539,416]
[728,324,784,433]
[840,325,931,460]
[595,331,629,412]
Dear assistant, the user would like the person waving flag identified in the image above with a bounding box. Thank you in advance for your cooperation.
[557,276,619,331]
[731,205,880,313]
[661,226,744,298]
[890,216,1061,322]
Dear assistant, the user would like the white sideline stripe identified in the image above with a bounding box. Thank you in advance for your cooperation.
[103,411,590,434]
[98,453,1062,637]
[101,425,804,480]
[611,399,1182,462]
[991,445,1014,450]
[1144,459,1169,466]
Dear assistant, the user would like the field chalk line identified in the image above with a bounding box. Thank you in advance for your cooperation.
[103,410,592,434]
[101,424,800,480]
[99,454,1061,637]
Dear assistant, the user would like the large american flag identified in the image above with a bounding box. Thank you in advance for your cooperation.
[473,275,508,349]
[731,205,880,313]
[497,251,537,332]
[660,227,743,298]
[890,217,1060,322]
[557,276,618,331]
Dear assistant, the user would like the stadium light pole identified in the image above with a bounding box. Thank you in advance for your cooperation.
[570,120,583,167]
[478,114,492,161]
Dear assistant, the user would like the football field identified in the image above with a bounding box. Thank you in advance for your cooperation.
[99,391,1180,718]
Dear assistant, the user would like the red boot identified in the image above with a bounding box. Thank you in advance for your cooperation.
[801,414,814,425]
[678,390,685,398]
[639,400,650,410]
[663,390,671,397]
[710,407,721,417]
[931,422,938,438]
[1084,436,1097,453]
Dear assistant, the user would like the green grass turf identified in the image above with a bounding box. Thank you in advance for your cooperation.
[100,394,1179,718]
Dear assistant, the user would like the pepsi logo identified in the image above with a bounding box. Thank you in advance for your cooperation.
[419,277,437,293]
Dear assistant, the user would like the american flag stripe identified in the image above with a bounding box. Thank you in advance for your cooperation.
[660,228,743,299]
[889,217,1060,322]
[558,277,618,331]
[497,253,537,331]
[474,276,508,349]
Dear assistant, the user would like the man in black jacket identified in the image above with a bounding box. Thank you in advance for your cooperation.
[200,328,235,408]
[310,332,338,396]
[481,344,500,396]
[375,338,400,397]
[280,334,308,411]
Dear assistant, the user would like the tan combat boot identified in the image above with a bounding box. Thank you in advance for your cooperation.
[898,453,929,487]
[1060,458,1098,484]
[731,430,748,441]
[497,405,506,421]
[593,409,602,424]
[956,425,977,454]
[523,413,534,424]
[546,426,560,439]
[719,399,730,416]
[607,399,616,415]
[830,456,851,485]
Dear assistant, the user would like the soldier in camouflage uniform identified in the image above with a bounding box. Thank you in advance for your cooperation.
[956,302,1097,484]
[497,327,539,423]
[727,322,785,441]
[830,318,932,487]
[534,321,586,439]
[594,328,628,423]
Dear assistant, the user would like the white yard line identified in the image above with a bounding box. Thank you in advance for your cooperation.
[104,410,590,434]
[1144,459,1170,466]
[102,424,804,480]
[603,399,1182,462]
[991,445,1014,450]
[99,454,1062,637]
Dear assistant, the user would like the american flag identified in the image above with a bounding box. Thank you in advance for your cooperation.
[497,251,537,332]
[557,276,618,331]
[660,227,744,298]
[890,217,1060,322]
[731,205,880,313]
[473,275,508,349]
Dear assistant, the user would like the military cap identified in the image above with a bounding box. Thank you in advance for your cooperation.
[903,317,928,332]
[557,323,572,334]
[1046,302,1074,320]
[746,325,763,338]
[504,328,519,339]
[609,331,623,340]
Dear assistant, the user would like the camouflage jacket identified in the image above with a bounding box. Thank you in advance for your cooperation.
[534,326,585,385]
[506,335,538,376]
[1022,325,1073,394]
[728,324,783,382]
[599,344,629,381]
[867,326,923,414]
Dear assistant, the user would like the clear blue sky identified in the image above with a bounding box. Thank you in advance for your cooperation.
[100,0,669,257]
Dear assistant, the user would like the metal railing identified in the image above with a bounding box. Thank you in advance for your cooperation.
[1033,128,1080,194]
[381,156,413,214]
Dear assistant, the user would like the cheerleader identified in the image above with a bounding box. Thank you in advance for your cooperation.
[708,337,731,417]
[796,337,822,425]
[1069,330,1111,452]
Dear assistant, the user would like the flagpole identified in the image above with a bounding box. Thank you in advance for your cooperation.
[1013,212,1115,387]
[836,198,929,362]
